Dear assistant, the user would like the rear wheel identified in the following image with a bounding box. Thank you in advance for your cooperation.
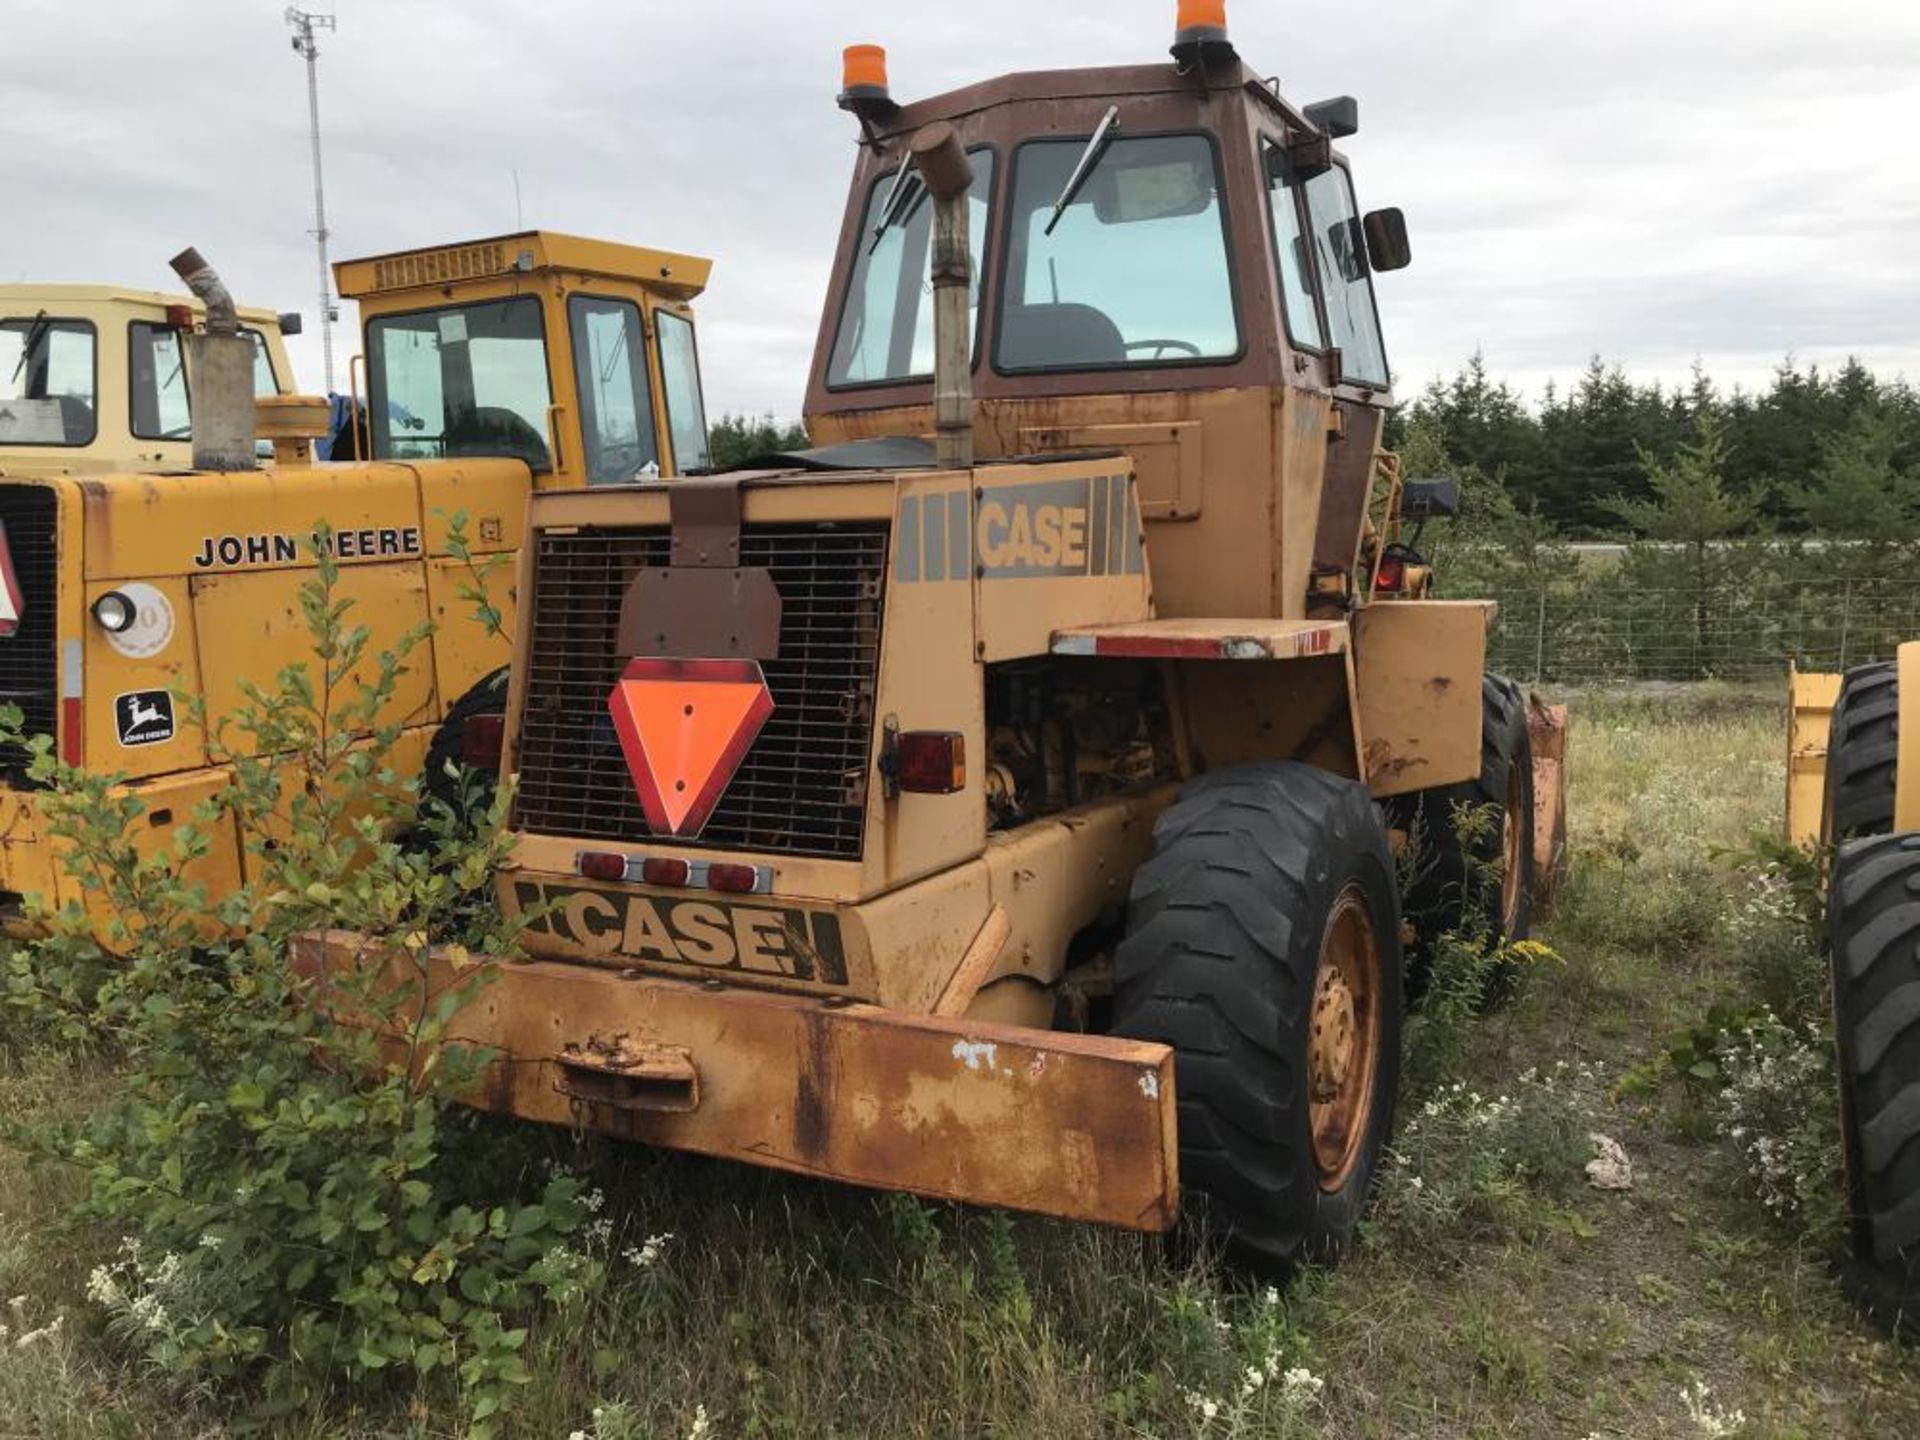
[1112,762,1404,1273]
[1829,833,1920,1337]
[1825,661,1898,844]
[1396,674,1535,995]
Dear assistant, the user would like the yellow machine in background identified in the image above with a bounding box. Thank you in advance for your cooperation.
[0,233,714,926]
[1784,641,1920,1337]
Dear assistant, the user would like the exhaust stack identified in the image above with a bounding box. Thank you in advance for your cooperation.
[167,246,256,471]
[910,123,975,471]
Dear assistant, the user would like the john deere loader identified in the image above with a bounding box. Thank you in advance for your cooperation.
[0,234,714,932]
[1789,646,1920,1332]
[303,0,1569,1268]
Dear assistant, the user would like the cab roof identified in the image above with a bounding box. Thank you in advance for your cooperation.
[334,230,713,303]
[0,284,283,326]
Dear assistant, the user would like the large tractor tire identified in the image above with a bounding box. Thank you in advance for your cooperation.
[1396,674,1535,993]
[1112,762,1405,1273]
[420,667,510,829]
[1825,661,1898,844]
[1829,832,1920,1337]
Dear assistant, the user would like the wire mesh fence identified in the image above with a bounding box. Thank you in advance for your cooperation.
[1481,579,1920,685]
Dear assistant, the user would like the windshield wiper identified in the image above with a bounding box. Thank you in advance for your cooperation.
[8,310,49,386]
[1043,106,1120,237]
[866,154,926,255]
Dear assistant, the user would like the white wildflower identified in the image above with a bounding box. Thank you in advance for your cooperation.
[624,1232,675,1269]
[686,1403,712,1440]
[1281,1366,1325,1403]
[14,1314,62,1348]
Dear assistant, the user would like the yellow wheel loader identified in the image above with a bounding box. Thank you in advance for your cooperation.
[0,234,714,934]
[303,1,1570,1270]
[1788,644,1920,1333]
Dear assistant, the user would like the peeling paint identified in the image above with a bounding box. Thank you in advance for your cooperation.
[1138,1070,1159,1099]
[1027,1052,1049,1081]
[952,1038,998,1073]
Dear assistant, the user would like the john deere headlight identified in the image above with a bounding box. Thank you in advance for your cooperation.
[92,591,137,633]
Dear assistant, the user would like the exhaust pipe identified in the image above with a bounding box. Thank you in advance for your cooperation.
[167,246,255,471]
[910,123,975,471]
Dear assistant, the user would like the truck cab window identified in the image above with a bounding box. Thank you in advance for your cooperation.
[655,311,710,472]
[244,329,280,396]
[827,151,994,387]
[1262,141,1326,352]
[998,134,1238,372]
[366,296,552,470]
[0,318,97,446]
[568,295,659,484]
[1303,164,1389,386]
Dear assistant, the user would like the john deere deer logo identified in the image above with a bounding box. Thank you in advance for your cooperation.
[114,689,175,748]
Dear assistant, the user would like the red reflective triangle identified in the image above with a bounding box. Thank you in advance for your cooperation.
[0,519,24,638]
[606,658,775,837]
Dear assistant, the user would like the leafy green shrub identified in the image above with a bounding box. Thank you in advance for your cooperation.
[1708,1012,1843,1245]
[0,536,597,1433]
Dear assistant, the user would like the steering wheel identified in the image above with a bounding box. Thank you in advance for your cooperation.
[595,439,657,480]
[1124,338,1203,360]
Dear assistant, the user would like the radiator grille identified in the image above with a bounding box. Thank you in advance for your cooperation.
[0,486,58,785]
[513,521,890,860]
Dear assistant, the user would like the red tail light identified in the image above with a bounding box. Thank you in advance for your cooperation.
[895,731,966,794]
[641,857,691,887]
[461,713,506,768]
[1374,552,1406,592]
[577,851,629,882]
[707,863,760,893]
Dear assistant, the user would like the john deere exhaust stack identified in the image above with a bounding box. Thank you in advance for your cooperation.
[168,246,256,472]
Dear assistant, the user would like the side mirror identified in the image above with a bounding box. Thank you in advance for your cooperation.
[1402,477,1460,520]
[1303,96,1358,139]
[278,310,304,336]
[1362,208,1411,272]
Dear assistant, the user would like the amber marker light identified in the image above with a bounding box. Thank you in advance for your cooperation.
[838,43,898,118]
[1172,0,1236,64]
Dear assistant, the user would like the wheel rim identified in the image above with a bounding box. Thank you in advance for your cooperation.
[1499,759,1526,936]
[1308,884,1383,1191]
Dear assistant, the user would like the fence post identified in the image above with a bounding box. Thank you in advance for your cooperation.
[1534,590,1547,684]
[1839,578,1854,671]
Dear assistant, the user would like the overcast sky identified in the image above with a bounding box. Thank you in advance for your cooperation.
[6,0,1917,417]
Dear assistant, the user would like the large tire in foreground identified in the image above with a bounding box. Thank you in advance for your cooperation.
[421,667,510,827]
[1396,673,1535,995]
[1830,832,1920,1338]
[1112,763,1405,1274]
[1826,661,1898,844]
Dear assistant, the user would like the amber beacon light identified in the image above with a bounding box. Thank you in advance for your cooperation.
[1172,0,1236,64]
[838,44,896,116]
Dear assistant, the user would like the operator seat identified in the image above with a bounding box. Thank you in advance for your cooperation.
[443,405,550,468]
[55,395,96,445]
[999,302,1126,369]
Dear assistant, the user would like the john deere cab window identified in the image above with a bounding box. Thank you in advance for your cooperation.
[1303,164,1388,387]
[245,330,280,396]
[0,317,97,446]
[997,134,1238,372]
[1261,141,1326,352]
[826,150,994,387]
[366,296,552,469]
[568,295,659,483]
[656,311,710,471]
[129,322,193,440]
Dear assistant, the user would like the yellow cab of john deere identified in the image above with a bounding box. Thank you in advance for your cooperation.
[0,232,712,930]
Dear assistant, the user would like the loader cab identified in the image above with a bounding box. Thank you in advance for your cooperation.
[804,33,1414,621]
[335,231,715,486]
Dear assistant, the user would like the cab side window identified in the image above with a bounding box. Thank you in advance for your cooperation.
[1302,163,1389,386]
[656,311,710,472]
[1261,140,1326,352]
[568,295,660,484]
[129,322,193,440]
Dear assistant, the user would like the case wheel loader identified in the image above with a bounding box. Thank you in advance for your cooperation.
[1790,644,1920,1333]
[299,1,1570,1270]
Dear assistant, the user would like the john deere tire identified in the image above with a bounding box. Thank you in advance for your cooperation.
[1829,832,1920,1338]
[1396,673,1535,996]
[1111,762,1404,1274]
[1826,661,1898,844]
[421,667,510,827]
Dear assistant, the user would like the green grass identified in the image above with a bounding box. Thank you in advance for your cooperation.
[2,683,1917,1438]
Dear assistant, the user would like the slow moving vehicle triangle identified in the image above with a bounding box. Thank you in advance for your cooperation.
[606,657,775,837]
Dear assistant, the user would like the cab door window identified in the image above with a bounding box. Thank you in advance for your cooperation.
[655,311,710,472]
[130,321,193,439]
[1302,163,1389,386]
[568,295,659,484]
[1261,140,1326,352]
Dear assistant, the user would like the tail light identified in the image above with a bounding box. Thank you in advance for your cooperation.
[708,863,762,893]
[461,713,506,768]
[1374,552,1407,592]
[641,857,691,887]
[887,730,967,795]
[577,851,629,882]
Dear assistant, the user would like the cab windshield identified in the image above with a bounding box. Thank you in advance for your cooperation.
[0,316,97,446]
[366,296,553,469]
[826,151,994,387]
[997,134,1239,372]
